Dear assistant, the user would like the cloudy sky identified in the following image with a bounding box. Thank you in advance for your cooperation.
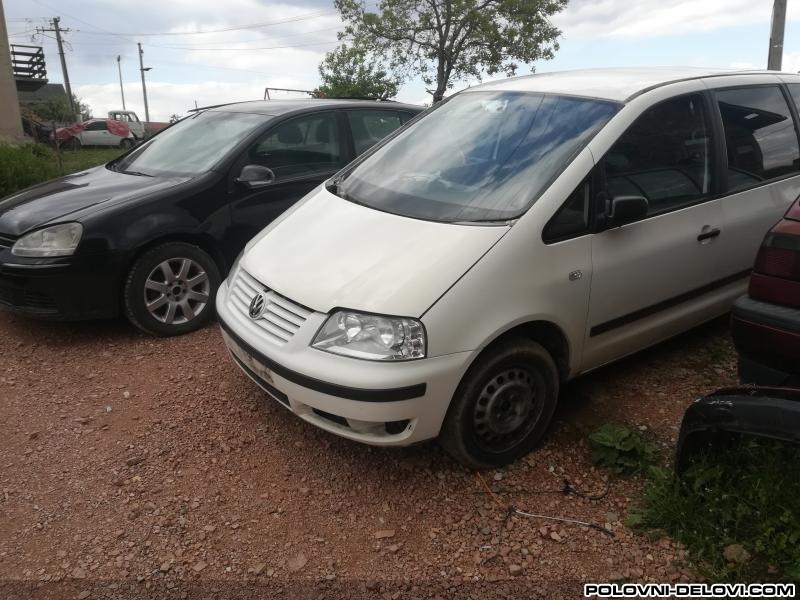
[6,0,800,121]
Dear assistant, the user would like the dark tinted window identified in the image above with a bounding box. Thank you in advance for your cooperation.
[85,121,107,131]
[543,180,591,242]
[338,92,619,223]
[717,86,800,191]
[347,110,404,154]
[251,112,344,181]
[604,94,711,218]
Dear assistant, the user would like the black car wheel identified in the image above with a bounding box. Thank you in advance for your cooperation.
[439,338,559,469]
[124,242,221,336]
[120,138,134,150]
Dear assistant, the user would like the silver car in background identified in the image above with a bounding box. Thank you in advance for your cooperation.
[217,67,800,468]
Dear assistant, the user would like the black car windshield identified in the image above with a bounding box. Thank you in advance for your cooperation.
[113,111,267,177]
[337,91,620,222]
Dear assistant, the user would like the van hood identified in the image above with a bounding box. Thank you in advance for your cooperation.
[241,186,509,316]
[0,165,188,236]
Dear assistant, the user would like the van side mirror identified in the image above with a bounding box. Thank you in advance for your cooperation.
[236,165,275,189]
[609,195,648,227]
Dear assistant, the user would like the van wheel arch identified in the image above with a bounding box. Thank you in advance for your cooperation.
[476,321,571,382]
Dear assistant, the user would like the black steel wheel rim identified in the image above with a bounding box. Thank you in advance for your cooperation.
[472,366,544,454]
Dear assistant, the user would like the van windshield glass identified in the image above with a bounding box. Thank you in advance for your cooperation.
[337,91,619,222]
[113,111,267,177]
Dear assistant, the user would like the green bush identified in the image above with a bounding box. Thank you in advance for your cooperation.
[0,143,59,197]
[630,437,800,582]
[589,423,659,474]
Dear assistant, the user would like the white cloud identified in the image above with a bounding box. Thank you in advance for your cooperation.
[554,0,773,40]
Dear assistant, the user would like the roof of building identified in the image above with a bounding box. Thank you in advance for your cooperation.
[17,83,67,104]
[474,67,800,102]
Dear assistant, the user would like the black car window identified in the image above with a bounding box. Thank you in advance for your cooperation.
[716,86,800,192]
[250,112,344,181]
[543,179,591,243]
[346,110,404,154]
[84,121,107,131]
[603,94,712,218]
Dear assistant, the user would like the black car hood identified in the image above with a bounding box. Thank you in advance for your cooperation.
[0,165,189,236]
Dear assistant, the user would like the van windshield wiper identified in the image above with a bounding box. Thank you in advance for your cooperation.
[120,169,153,177]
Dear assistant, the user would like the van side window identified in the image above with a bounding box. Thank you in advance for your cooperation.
[603,95,711,220]
[716,86,800,192]
[543,180,591,243]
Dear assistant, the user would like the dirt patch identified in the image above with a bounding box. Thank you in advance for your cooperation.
[0,313,736,597]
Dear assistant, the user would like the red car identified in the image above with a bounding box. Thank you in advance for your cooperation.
[731,196,800,386]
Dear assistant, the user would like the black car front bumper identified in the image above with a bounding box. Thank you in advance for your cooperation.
[0,252,127,320]
[675,386,800,472]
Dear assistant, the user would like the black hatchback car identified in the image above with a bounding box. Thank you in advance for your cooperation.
[0,99,422,335]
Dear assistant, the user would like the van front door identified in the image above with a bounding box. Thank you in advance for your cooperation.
[582,93,726,370]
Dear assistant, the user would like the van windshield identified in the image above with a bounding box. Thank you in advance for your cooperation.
[113,111,267,177]
[337,91,619,222]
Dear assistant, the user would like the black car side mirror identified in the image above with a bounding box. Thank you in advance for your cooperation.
[609,195,648,227]
[236,165,275,189]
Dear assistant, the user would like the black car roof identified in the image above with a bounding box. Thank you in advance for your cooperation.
[207,99,424,116]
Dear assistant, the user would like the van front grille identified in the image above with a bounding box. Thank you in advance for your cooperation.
[227,269,312,347]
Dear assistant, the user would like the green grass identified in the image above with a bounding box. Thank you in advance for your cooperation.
[629,436,800,583]
[60,148,123,175]
[0,143,124,198]
[589,423,659,474]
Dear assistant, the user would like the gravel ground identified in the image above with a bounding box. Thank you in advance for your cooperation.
[0,312,737,599]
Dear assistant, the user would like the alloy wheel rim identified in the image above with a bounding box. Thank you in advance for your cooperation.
[472,367,543,454]
[143,258,210,325]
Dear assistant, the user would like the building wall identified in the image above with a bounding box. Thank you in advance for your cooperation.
[0,0,24,140]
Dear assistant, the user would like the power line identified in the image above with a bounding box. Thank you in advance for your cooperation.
[59,10,335,37]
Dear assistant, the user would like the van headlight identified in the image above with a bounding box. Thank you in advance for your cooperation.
[312,310,426,360]
[12,223,83,257]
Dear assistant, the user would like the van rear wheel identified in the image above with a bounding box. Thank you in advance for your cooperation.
[439,339,559,469]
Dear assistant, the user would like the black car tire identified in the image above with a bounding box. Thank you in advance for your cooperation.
[67,137,82,150]
[124,242,221,337]
[120,138,134,150]
[439,338,559,469]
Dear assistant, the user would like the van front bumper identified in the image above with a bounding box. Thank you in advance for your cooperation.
[216,279,471,446]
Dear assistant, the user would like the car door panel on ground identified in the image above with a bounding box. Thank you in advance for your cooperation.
[583,92,727,368]
[716,85,800,280]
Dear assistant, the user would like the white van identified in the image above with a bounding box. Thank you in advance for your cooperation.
[217,67,800,468]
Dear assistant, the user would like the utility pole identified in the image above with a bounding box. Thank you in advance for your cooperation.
[137,42,151,130]
[768,0,787,70]
[36,17,74,115]
[117,55,126,110]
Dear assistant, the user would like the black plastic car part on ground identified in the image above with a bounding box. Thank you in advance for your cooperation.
[0,100,422,335]
[674,386,800,473]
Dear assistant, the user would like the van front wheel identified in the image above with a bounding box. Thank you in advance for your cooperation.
[439,339,559,469]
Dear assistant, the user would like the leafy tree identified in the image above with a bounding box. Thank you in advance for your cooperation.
[315,43,400,100]
[25,93,91,123]
[335,0,567,102]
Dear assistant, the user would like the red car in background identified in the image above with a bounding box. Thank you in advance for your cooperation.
[731,196,800,386]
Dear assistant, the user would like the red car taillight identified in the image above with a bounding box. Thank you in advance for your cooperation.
[749,219,800,308]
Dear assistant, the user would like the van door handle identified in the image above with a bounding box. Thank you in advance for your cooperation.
[697,227,721,242]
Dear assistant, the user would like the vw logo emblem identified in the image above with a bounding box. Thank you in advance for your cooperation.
[248,292,267,320]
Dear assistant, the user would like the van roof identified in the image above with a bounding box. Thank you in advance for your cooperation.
[474,67,800,103]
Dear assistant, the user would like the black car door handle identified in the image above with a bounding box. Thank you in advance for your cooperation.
[697,228,721,242]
